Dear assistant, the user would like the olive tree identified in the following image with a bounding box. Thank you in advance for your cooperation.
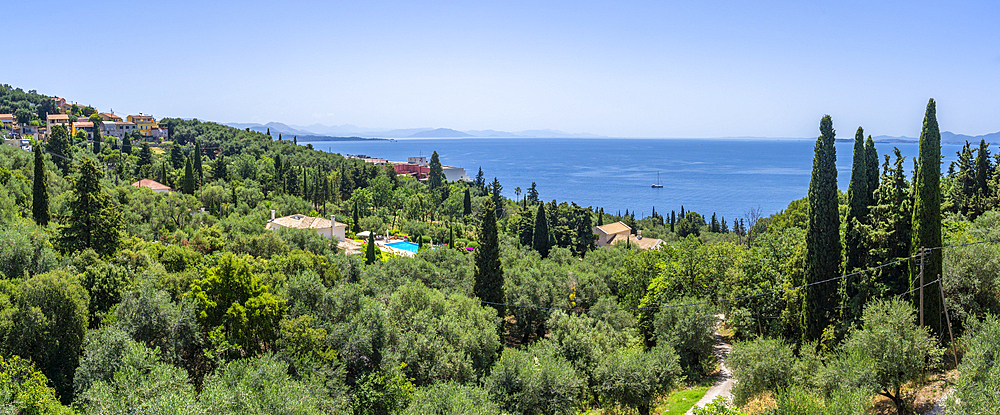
[828,299,943,414]
[593,345,682,415]
[945,314,1000,413]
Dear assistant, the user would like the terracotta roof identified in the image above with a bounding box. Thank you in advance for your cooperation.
[267,214,347,230]
[611,234,663,250]
[0,114,13,120]
[131,179,172,191]
[73,122,94,128]
[47,114,70,121]
[595,221,631,235]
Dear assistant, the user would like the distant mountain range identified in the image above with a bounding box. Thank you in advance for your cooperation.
[859,131,1000,145]
[223,122,607,139]
[224,121,999,143]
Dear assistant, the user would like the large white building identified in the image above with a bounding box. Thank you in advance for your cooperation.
[441,166,472,182]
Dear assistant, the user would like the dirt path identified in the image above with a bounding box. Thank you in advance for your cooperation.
[686,317,734,414]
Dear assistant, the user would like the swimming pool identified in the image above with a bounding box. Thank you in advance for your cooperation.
[386,241,420,253]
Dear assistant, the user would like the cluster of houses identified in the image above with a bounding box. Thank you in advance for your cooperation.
[2,97,166,151]
[346,154,472,182]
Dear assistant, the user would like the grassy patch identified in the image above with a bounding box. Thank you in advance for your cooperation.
[655,385,712,415]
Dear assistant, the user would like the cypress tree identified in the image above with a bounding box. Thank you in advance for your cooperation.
[213,153,227,182]
[429,151,443,188]
[532,203,550,258]
[574,205,595,257]
[910,98,943,335]
[974,139,991,196]
[670,210,676,233]
[463,188,472,216]
[802,115,841,342]
[122,134,132,155]
[47,125,72,175]
[194,141,203,187]
[365,232,377,265]
[32,144,50,226]
[474,199,504,317]
[598,207,604,226]
[449,225,454,248]
[843,127,870,322]
[865,135,879,203]
[710,212,718,232]
[680,206,685,218]
[182,158,194,194]
[489,178,503,217]
[137,142,152,169]
[92,133,101,154]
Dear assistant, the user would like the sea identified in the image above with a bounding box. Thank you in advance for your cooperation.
[300,138,964,222]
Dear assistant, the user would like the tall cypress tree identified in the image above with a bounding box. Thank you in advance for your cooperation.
[974,139,991,197]
[32,144,50,226]
[474,199,504,317]
[122,134,132,155]
[532,203,550,258]
[47,125,72,175]
[843,127,870,322]
[182,158,194,194]
[429,151,443,188]
[670,210,675,233]
[137,142,152,171]
[802,115,840,342]
[365,232,377,265]
[194,141,203,187]
[489,177,503,217]
[463,188,472,216]
[865,135,879,203]
[92,131,102,154]
[911,98,943,335]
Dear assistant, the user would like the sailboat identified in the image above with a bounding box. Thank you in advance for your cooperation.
[651,172,663,188]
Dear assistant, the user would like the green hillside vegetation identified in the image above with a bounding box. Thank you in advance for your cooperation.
[1,89,1000,414]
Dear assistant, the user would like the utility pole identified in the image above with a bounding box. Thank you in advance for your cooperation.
[939,273,957,367]
[919,247,925,328]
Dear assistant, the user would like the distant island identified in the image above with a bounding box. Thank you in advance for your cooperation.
[223,121,607,139]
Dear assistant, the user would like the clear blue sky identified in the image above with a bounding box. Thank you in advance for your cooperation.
[9,0,999,138]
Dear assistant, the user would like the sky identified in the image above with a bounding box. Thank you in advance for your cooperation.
[7,0,999,138]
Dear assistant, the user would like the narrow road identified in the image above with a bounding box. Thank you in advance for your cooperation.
[686,316,734,414]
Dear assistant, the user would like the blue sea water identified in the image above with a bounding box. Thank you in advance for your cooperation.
[301,138,963,222]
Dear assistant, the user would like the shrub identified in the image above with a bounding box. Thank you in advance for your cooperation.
[403,382,499,415]
[727,338,795,405]
[0,355,74,415]
[945,313,1000,413]
[653,297,718,377]
[593,345,683,415]
[484,347,585,415]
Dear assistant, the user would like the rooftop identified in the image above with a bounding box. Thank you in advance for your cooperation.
[131,179,172,191]
[269,214,347,230]
[595,221,631,235]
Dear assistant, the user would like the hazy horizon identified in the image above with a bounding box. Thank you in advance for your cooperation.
[8,1,999,138]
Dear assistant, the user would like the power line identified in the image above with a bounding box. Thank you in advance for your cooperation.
[477,238,1000,313]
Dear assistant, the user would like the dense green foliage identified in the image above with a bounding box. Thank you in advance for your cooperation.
[0,89,994,414]
[803,115,840,341]
[911,98,944,336]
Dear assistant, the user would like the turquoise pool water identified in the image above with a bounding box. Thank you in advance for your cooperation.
[387,241,420,253]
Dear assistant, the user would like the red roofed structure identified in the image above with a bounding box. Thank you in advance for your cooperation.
[131,179,172,194]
